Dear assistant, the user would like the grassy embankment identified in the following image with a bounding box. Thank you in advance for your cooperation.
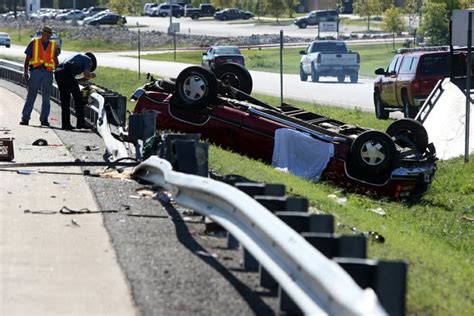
[135,42,403,78]
[88,66,474,316]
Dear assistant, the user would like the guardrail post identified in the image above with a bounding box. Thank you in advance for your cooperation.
[160,134,208,177]
[334,258,408,316]
[309,213,334,234]
[278,286,303,315]
[230,183,285,250]
[302,233,367,259]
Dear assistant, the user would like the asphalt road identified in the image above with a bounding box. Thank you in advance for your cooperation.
[1,44,376,112]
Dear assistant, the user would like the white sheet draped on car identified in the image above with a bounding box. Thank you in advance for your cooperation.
[272,128,334,182]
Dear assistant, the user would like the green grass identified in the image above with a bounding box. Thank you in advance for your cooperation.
[91,66,474,315]
[137,42,403,77]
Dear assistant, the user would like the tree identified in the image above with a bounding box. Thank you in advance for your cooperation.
[382,6,405,50]
[419,1,449,45]
[264,0,285,22]
[211,0,235,10]
[353,0,383,32]
[283,0,298,18]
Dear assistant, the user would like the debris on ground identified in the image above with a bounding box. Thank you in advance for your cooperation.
[32,139,48,146]
[367,207,386,216]
[99,169,132,179]
[327,194,347,205]
[136,188,156,199]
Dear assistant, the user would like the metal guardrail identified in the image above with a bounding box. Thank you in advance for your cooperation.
[132,157,387,315]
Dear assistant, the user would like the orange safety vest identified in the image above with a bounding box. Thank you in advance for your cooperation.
[28,38,57,72]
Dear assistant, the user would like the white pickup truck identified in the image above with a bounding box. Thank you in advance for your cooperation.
[299,40,360,83]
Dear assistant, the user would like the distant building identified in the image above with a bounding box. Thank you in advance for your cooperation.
[26,0,40,15]
[302,0,338,12]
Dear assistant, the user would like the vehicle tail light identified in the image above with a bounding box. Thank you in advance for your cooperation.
[411,79,420,95]
[214,57,226,64]
[316,54,321,64]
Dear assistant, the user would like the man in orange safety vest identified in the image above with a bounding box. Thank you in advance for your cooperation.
[20,26,60,127]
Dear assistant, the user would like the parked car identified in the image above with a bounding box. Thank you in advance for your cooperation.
[83,10,110,24]
[294,10,339,28]
[373,46,467,119]
[202,46,245,70]
[214,8,254,20]
[185,3,216,19]
[299,40,360,83]
[0,32,11,48]
[87,13,126,25]
[144,3,158,16]
[56,9,86,21]
[130,64,437,198]
[83,6,108,17]
[151,4,185,17]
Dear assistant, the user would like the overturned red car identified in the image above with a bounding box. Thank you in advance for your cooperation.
[131,64,437,198]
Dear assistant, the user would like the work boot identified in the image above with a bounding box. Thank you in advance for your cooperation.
[19,120,29,126]
[40,121,50,127]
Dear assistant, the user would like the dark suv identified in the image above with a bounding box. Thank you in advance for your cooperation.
[294,10,339,29]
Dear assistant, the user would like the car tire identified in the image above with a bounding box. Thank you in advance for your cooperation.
[213,63,253,95]
[311,64,319,82]
[191,14,199,20]
[402,90,418,119]
[350,130,396,176]
[6,45,10,48]
[175,66,218,110]
[386,118,429,153]
[374,91,389,120]
[350,73,358,83]
[160,12,167,17]
[337,73,345,83]
[222,16,227,20]
[300,65,308,81]
[298,22,307,29]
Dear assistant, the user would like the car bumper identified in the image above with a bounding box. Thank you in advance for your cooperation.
[314,65,360,74]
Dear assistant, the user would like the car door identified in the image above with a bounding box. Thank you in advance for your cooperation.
[380,55,402,106]
[307,12,317,25]
[301,44,313,73]
[229,9,239,19]
[202,48,213,67]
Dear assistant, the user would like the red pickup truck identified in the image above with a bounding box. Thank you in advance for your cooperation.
[373,47,466,119]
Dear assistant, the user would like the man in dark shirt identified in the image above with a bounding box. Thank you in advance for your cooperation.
[54,52,96,130]
[20,26,60,126]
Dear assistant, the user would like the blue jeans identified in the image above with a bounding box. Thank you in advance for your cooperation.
[21,68,53,122]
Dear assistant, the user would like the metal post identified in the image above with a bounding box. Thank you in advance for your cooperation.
[137,23,141,79]
[72,0,77,26]
[174,31,176,61]
[465,12,472,163]
[258,0,260,21]
[280,30,283,105]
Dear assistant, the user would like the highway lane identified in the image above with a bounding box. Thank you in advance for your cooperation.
[1,44,375,112]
